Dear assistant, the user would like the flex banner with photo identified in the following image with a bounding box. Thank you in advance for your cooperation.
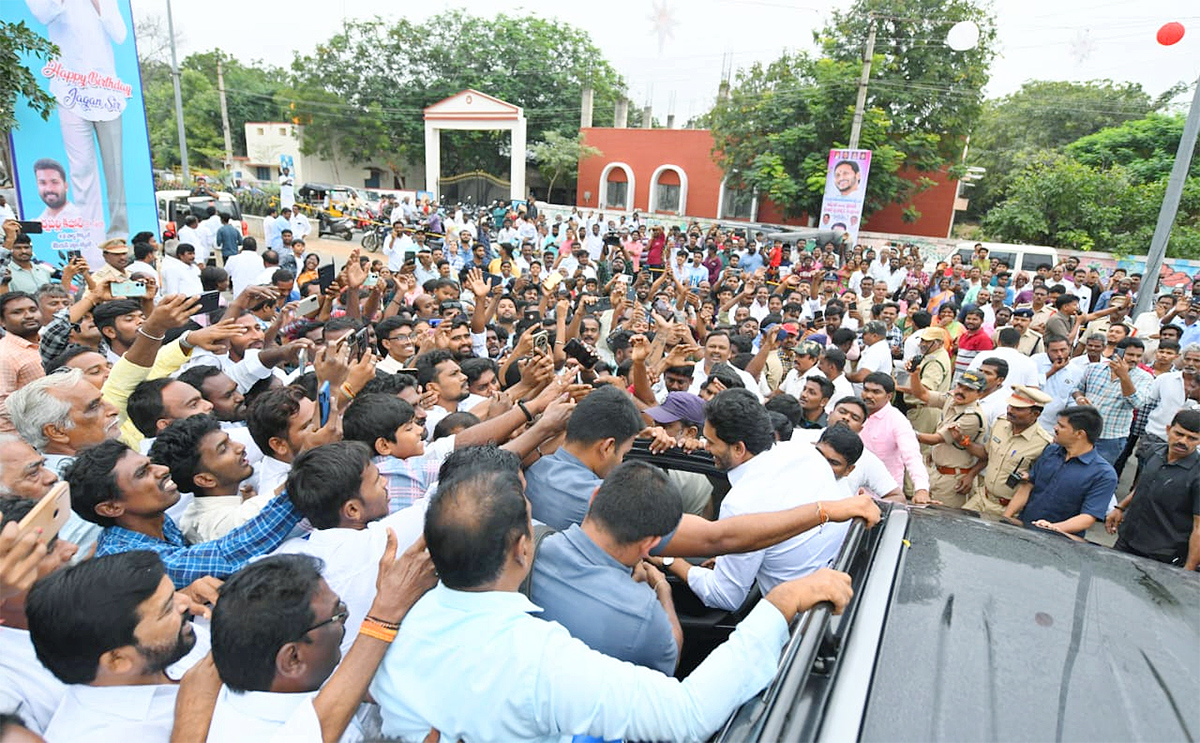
[6,0,157,267]
[817,149,872,248]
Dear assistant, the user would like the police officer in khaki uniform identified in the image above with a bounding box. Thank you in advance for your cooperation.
[1011,307,1044,356]
[905,368,988,508]
[905,326,954,437]
[962,385,1054,516]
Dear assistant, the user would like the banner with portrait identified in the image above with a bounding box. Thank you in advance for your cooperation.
[5,0,156,267]
[817,149,872,249]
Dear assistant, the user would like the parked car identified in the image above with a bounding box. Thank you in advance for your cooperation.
[946,241,1060,274]
[622,441,1200,742]
[156,190,247,237]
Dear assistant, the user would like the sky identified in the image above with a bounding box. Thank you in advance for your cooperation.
[133,0,1199,123]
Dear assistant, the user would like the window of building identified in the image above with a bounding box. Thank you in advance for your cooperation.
[721,184,755,220]
[255,166,271,181]
[655,183,680,213]
[279,127,287,136]
[256,127,264,136]
[606,181,628,210]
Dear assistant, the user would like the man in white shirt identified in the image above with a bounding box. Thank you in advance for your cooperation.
[159,242,204,296]
[688,331,763,400]
[663,389,847,611]
[792,397,903,502]
[382,222,414,271]
[224,242,265,297]
[1137,344,1200,467]
[148,414,263,544]
[176,214,205,259]
[0,194,15,221]
[817,348,856,415]
[278,167,295,209]
[289,208,312,241]
[967,327,1044,388]
[846,321,893,390]
[26,551,201,742]
[206,534,434,742]
[584,222,605,261]
[778,339,823,399]
[370,445,853,742]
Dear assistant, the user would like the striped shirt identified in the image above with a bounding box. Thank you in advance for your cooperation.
[1073,361,1153,440]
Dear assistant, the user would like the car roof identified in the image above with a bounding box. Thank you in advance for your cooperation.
[858,507,1199,741]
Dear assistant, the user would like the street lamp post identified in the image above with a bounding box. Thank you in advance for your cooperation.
[166,0,189,181]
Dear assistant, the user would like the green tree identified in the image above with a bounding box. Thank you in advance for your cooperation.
[528,131,600,200]
[1066,112,1197,183]
[709,0,996,221]
[286,11,627,183]
[964,80,1159,219]
[981,148,1200,258]
[0,20,57,134]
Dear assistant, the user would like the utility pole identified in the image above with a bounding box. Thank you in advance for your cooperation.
[166,0,189,181]
[217,59,234,173]
[848,15,877,150]
[1134,75,1200,319]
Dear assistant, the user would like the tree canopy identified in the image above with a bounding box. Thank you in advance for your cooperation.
[708,0,996,221]
[286,11,627,183]
[962,80,1164,219]
[981,112,1200,258]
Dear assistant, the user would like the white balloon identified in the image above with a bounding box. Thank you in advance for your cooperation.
[946,20,980,51]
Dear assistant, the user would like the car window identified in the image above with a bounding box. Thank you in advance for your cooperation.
[1022,253,1052,270]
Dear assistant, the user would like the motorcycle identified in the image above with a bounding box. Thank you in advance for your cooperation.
[361,221,389,252]
[318,211,355,241]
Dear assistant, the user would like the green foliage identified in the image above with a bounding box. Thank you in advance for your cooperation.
[964,80,1157,219]
[0,20,58,134]
[981,144,1200,259]
[286,11,627,179]
[140,46,290,171]
[709,0,995,221]
[528,131,600,198]
[1066,113,1196,183]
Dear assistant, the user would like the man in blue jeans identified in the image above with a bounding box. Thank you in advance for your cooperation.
[1071,337,1152,466]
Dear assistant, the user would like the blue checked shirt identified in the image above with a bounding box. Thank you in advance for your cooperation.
[1073,361,1153,440]
[375,453,444,511]
[94,493,302,587]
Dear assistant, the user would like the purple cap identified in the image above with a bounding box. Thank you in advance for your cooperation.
[644,392,707,426]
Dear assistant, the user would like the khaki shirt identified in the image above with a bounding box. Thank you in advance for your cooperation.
[91,263,131,285]
[925,391,985,469]
[1030,306,1054,333]
[904,348,951,407]
[981,418,1053,502]
[1018,329,1044,356]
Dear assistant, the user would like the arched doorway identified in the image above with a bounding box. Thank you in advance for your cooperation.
[599,162,635,211]
[649,164,688,215]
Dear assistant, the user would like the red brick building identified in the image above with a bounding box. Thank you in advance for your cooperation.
[575,127,959,238]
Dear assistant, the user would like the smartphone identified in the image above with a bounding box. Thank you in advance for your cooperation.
[364,273,379,288]
[67,249,82,261]
[194,290,221,316]
[532,330,550,355]
[111,280,147,298]
[563,337,599,367]
[295,294,320,317]
[894,370,912,388]
[428,318,442,328]
[352,326,371,361]
[18,482,71,542]
[318,380,331,427]
[296,348,308,372]
[1114,347,1126,360]
[488,273,503,287]
[16,220,43,234]
[317,263,336,292]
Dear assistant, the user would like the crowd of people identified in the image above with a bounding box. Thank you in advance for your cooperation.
[0,198,1197,741]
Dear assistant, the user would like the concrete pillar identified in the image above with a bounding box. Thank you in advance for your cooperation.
[666,114,676,129]
[614,99,629,129]
[510,118,527,201]
[424,122,439,197]
[642,106,652,129]
[580,87,594,129]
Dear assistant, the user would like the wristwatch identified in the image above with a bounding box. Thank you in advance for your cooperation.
[661,557,675,567]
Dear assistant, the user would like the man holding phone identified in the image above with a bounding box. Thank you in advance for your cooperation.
[2,230,52,294]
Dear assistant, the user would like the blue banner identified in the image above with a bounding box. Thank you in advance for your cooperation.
[5,0,157,268]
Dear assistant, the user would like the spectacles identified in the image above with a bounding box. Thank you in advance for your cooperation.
[389,332,417,342]
[300,602,348,638]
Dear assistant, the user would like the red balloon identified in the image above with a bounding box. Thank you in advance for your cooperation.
[1157,22,1185,46]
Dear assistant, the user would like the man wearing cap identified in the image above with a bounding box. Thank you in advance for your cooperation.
[905,369,988,508]
[90,238,132,284]
[1011,307,1044,356]
[413,246,438,287]
[960,385,1054,515]
[779,339,823,398]
[905,326,954,439]
[643,392,713,516]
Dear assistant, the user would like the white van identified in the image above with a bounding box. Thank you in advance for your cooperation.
[948,241,1058,274]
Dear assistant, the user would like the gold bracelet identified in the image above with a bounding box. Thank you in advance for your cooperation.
[364,614,400,631]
